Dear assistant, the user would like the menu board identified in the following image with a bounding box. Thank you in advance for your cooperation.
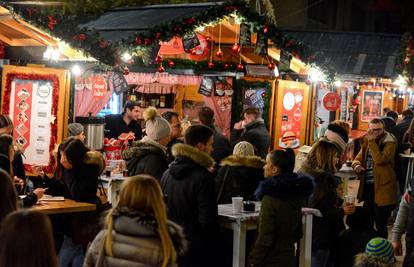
[273,80,309,150]
[10,79,53,165]
[361,90,383,122]
[1,65,70,174]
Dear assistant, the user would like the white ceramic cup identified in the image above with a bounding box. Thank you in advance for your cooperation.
[232,197,243,213]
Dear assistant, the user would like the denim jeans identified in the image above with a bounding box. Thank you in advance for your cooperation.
[59,235,84,267]
[311,249,330,267]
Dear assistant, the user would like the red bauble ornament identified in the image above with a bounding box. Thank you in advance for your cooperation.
[168,60,175,67]
[267,63,275,70]
[158,66,165,73]
[208,62,215,69]
[261,92,266,98]
[144,38,152,45]
[190,48,197,55]
[123,67,129,75]
[155,32,161,40]
[135,37,142,45]
[185,17,196,25]
[232,43,241,53]
[236,63,244,71]
[206,36,212,42]
[216,49,223,58]
[224,63,230,70]
[155,56,163,64]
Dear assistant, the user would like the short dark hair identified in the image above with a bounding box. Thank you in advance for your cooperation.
[383,107,391,113]
[198,107,214,125]
[123,101,140,114]
[244,107,261,118]
[402,109,414,118]
[370,118,385,126]
[269,148,295,174]
[386,110,398,121]
[184,125,214,147]
[161,111,179,123]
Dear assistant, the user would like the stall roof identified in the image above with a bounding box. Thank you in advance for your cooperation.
[82,2,224,42]
[283,29,402,78]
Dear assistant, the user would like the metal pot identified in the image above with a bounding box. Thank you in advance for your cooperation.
[75,114,105,150]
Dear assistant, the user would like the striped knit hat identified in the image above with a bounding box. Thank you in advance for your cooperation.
[365,238,394,263]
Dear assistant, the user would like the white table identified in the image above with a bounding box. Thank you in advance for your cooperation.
[218,203,321,267]
[400,153,414,191]
[99,174,127,205]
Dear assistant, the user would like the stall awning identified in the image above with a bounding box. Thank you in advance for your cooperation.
[284,29,402,78]
[81,3,224,42]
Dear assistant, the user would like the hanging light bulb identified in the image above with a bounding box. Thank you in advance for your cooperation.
[71,65,82,76]
[121,52,132,62]
[334,80,342,87]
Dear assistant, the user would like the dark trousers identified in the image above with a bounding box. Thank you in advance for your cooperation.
[362,183,394,238]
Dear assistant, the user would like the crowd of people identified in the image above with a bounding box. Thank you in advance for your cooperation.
[1,103,414,267]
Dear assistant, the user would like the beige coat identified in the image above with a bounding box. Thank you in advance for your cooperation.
[352,132,398,207]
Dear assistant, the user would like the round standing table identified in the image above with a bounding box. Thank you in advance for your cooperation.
[399,153,414,191]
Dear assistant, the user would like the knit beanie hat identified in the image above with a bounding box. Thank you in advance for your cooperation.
[324,123,349,154]
[233,141,255,157]
[143,107,171,141]
[365,238,394,263]
[68,123,84,137]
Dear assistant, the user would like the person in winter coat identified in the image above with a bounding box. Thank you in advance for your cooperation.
[0,134,44,207]
[248,148,314,267]
[352,118,398,239]
[161,125,218,267]
[216,141,265,204]
[57,137,105,267]
[198,106,231,164]
[84,175,187,267]
[123,107,171,180]
[299,138,355,267]
[353,238,396,267]
[0,169,17,226]
[0,210,59,267]
[231,107,270,159]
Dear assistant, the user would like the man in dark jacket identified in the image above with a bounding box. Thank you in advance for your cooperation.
[105,101,143,140]
[162,111,183,163]
[231,107,270,159]
[161,125,218,267]
[198,106,231,164]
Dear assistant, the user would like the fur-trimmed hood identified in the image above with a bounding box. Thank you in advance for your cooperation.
[353,253,395,267]
[255,172,314,201]
[111,207,187,256]
[172,143,214,169]
[221,155,265,169]
[83,151,105,174]
[123,136,167,160]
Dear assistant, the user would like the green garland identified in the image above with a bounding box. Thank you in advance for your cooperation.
[234,80,272,128]
[396,32,414,84]
[6,0,316,72]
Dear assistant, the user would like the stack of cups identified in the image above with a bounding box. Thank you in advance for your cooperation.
[232,197,243,214]
[344,195,355,205]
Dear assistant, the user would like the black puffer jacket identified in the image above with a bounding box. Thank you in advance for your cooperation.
[161,143,218,267]
[230,119,270,159]
[216,154,265,204]
[299,161,344,251]
[123,136,168,180]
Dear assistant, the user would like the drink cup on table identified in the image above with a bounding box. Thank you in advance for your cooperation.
[232,197,243,213]
[405,148,411,155]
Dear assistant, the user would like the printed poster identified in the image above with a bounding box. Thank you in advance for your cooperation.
[243,88,266,114]
[361,90,383,122]
[278,88,304,149]
[10,79,53,166]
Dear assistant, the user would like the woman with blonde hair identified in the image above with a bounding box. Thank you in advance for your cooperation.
[84,175,187,267]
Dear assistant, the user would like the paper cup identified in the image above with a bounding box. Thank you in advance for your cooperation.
[344,195,355,205]
[232,197,243,213]
[405,148,411,155]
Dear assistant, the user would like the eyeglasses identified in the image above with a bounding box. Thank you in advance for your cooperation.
[370,128,383,132]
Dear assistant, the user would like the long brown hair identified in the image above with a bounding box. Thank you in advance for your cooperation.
[0,210,58,267]
[307,139,339,173]
[105,175,176,267]
[0,169,17,224]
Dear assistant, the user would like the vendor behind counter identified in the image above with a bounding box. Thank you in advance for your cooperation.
[105,101,143,140]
